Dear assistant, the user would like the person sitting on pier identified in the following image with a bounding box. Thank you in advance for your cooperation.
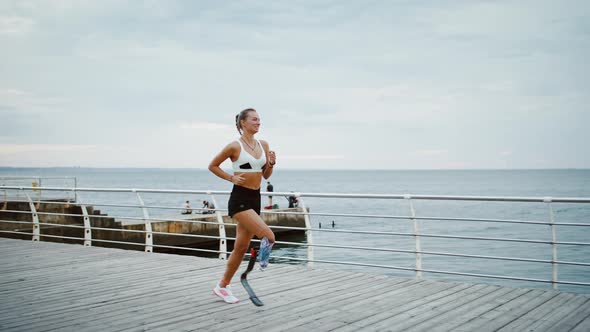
[202,200,215,214]
[182,200,192,214]
[208,108,277,304]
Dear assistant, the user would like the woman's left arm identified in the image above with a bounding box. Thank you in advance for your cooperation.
[261,140,275,179]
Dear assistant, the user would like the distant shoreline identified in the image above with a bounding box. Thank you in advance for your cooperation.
[1,167,589,172]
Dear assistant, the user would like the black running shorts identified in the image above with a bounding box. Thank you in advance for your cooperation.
[228,185,261,217]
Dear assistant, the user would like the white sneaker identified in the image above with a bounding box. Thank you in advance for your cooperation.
[213,283,239,304]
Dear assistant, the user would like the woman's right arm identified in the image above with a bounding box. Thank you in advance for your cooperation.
[208,143,243,185]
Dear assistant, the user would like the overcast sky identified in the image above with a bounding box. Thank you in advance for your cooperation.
[1,0,588,170]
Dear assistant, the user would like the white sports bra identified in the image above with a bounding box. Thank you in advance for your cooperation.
[232,139,267,173]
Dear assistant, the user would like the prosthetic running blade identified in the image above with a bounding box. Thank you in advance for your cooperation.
[240,247,264,306]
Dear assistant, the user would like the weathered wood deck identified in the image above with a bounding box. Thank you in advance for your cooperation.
[0,238,588,332]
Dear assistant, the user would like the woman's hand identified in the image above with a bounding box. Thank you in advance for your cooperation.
[268,150,276,167]
[230,173,245,185]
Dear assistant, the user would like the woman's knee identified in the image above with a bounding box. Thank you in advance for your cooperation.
[264,230,275,243]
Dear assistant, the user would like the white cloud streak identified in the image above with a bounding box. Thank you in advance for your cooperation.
[0,89,71,113]
[413,150,448,157]
[281,155,346,161]
[0,144,97,153]
[180,122,231,130]
[0,16,34,34]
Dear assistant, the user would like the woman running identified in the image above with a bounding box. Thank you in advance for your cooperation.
[208,108,276,304]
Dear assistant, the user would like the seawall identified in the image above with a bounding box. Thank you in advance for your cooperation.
[0,200,307,254]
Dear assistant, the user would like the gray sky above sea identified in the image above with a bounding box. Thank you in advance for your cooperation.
[1,0,589,170]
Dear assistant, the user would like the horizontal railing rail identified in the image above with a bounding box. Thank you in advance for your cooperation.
[4,200,588,227]
[2,185,590,202]
[3,209,590,247]
[0,177,78,202]
[1,185,589,292]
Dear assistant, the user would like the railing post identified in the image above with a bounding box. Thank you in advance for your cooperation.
[209,193,227,260]
[74,177,78,203]
[2,187,6,210]
[34,177,41,210]
[135,191,153,253]
[77,192,92,247]
[406,194,422,279]
[297,194,314,270]
[545,197,558,290]
[37,177,42,202]
[22,189,40,242]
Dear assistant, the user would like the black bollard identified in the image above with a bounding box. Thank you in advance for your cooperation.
[332,220,335,228]
[319,222,321,229]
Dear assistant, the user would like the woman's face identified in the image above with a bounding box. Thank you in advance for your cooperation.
[241,111,260,134]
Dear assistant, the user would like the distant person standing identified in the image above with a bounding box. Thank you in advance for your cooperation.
[266,181,274,208]
[208,108,277,304]
[288,193,298,208]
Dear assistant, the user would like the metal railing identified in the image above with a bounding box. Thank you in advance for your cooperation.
[0,176,78,203]
[0,185,589,292]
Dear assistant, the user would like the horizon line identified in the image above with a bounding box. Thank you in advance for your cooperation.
[1,166,589,171]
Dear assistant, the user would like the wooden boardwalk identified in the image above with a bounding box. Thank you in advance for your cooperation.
[0,238,589,332]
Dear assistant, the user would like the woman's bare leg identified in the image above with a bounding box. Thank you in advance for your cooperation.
[219,210,275,287]
[220,221,252,287]
[233,209,275,242]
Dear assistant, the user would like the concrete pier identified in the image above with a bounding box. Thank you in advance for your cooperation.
[0,200,306,252]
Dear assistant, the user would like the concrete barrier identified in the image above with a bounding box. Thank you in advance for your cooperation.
[0,201,307,253]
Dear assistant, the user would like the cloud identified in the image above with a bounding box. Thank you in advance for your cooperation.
[180,122,231,130]
[281,155,345,161]
[0,89,71,113]
[0,16,34,34]
[0,1,588,169]
[0,144,98,153]
[412,150,448,157]
[0,89,26,100]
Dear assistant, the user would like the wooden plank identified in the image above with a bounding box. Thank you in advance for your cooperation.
[2,260,300,326]
[16,262,320,331]
[194,276,417,331]
[2,245,231,322]
[46,266,321,332]
[286,280,452,329]
[402,286,525,332]
[434,286,529,321]
[120,270,384,331]
[1,238,589,332]
[0,262,218,321]
[94,269,350,331]
[0,257,222,309]
[570,311,590,332]
[452,288,560,331]
[495,292,576,331]
[1,264,218,329]
[331,284,462,331]
[529,297,590,331]
[285,280,450,330]
[6,273,220,332]
[358,283,494,331]
[1,250,127,273]
[0,255,202,293]
[301,281,472,332]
